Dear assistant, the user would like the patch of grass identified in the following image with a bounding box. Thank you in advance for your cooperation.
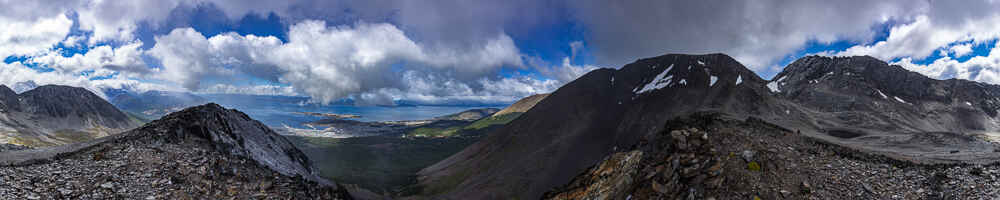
[464,112,522,130]
[405,112,524,138]
[125,111,151,124]
[407,127,462,138]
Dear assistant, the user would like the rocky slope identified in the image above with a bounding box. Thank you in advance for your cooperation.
[0,85,142,146]
[414,54,785,199]
[769,55,1000,162]
[0,103,351,199]
[413,53,1000,199]
[544,113,1000,199]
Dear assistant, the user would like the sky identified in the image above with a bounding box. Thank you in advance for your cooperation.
[2,0,1000,106]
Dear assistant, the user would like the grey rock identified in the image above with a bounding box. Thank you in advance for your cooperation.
[742,150,755,162]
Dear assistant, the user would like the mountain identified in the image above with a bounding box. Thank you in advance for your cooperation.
[0,103,351,199]
[413,53,1000,199]
[414,54,787,199]
[0,85,142,146]
[111,90,208,119]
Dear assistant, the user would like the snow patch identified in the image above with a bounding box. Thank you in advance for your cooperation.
[679,79,687,85]
[635,64,675,94]
[735,75,743,85]
[894,96,908,104]
[767,81,780,93]
[697,60,705,65]
[966,101,973,106]
[875,89,888,99]
[710,76,718,86]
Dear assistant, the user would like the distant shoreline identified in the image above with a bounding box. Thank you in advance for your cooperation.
[292,112,362,119]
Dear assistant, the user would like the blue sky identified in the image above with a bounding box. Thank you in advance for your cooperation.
[2,1,1000,105]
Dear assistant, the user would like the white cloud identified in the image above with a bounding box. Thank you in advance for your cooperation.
[148,21,524,104]
[834,13,1000,61]
[0,13,73,58]
[950,43,974,58]
[30,41,149,76]
[0,62,175,99]
[352,70,560,106]
[535,57,600,84]
[893,41,1000,84]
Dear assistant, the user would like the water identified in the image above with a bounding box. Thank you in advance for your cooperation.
[203,94,504,128]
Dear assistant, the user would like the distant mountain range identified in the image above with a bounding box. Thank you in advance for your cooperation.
[111,90,208,119]
[413,53,1000,199]
[0,85,142,146]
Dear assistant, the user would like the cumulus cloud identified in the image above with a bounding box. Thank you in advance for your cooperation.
[30,41,149,76]
[833,13,1000,61]
[894,41,1000,84]
[0,13,73,58]
[0,62,167,99]
[147,21,524,104]
[950,43,974,58]
[11,0,1000,106]
[353,70,560,106]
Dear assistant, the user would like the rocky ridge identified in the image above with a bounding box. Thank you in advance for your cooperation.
[0,103,351,199]
[545,113,1000,199]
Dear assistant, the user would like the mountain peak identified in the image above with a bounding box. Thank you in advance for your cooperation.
[134,103,320,182]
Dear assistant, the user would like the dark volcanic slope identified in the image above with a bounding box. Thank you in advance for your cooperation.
[415,54,788,199]
[18,85,135,130]
[0,103,350,199]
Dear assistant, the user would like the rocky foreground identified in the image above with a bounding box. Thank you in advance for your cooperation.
[544,113,1000,199]
[0,104,351,199]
